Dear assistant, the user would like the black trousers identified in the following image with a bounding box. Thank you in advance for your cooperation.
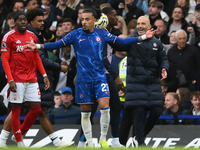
[119,106,163,145]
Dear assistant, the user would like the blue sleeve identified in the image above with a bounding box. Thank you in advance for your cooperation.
[114,37,139,45]
[43,40,65,50]
[43,31,75,50]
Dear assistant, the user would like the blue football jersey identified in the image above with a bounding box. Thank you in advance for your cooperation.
[61,28,117,82]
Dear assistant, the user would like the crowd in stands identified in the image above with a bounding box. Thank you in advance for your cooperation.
[0,0,200,125]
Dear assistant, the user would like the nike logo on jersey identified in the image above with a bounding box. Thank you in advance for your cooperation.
[79,38,85,42]
[16,40,21,43]
[137,42,142,45]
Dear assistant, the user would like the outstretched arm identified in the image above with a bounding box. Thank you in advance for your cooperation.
[114,28,156,46]
[26,40,65,51]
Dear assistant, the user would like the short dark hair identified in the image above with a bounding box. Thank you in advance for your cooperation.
[101,7,115,15]
[26,8,43,23]
[54,91,61,96]
[82,9,97,18]
[190,91,200,99]
[155,19,167,26]
[12,0,24,7]
[7,12,15,20]
[62,18,75,25]
[172,6,185,17]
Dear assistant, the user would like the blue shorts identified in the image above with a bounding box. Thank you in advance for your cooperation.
[75,79,110,104]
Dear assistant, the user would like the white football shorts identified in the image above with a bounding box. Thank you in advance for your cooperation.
[9,82,41,103]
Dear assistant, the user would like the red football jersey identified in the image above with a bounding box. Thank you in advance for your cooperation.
[1,29,39,82]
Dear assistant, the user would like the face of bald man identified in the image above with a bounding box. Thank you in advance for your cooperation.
[136,16,151,35]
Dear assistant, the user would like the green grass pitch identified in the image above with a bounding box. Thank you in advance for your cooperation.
[2,146,192,149]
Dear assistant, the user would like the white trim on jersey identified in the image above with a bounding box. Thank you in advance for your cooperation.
[2,29,15,42]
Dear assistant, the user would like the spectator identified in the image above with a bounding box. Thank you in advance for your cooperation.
[176,87,192,110]
[40,0,57,29]
[127,19,137,36]
[55,25,65,41]
[51,87,81,125]
[163,27,195,54]
[111,51,127,72]
[26,0,39,11]
[154,19,169,44]
[67,0,81,10]
[145,1,169,26]
[75,6,85,29]
[196,0,200,4]
[166,6,188,36]
[185,91,200,125]
[161,92,187,125]
[192,4,200,51]
[167,29,200,92]
[54,44,76,96]
[1,0,23,35]
[0,12,15,41]
[12,0,25,12]
[114,15,128,36]
[61,18,75,36]
[56,0,77,23]
[161,80,168,98]
[54,91,62,108]
[175,0,194,23]
[77,0,108,9]
[117,0,144,25]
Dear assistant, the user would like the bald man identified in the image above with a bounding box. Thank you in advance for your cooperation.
[119,16,169,147]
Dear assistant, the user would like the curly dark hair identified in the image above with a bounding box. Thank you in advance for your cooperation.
[26,8,44,23]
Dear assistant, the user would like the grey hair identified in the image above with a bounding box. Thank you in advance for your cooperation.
[175,29,187,39]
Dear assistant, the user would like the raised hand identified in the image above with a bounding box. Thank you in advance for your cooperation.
[61,65,69,73]
[146,28,157,39]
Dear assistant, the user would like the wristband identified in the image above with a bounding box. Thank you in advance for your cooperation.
[9,80,14,83]
[141,34,147,40]
[43,74,47,78]
[36,44,41,49]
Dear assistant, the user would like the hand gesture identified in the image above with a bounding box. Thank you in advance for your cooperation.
[57,15,63,21]
[192,12,198,24]
[187,26,195,35]
[43,76,50,90]
[61,65,69,73]
[25,41,37,50]
[118,90,125,97]
[115,76,124,91]
[118,2,125,9]
[9,80,17,92]
[146,28,157,39]
[161,68,167,80]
